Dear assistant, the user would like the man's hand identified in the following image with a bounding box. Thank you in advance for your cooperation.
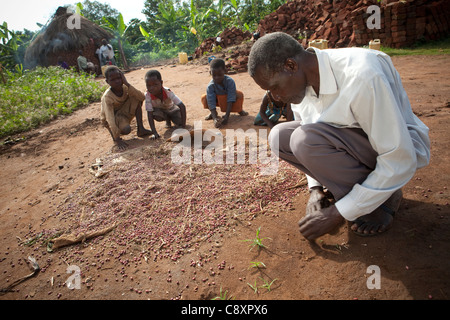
[298,205,344,241]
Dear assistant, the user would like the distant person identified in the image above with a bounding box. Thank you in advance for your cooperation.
[100,39,116,66]
[254,90,293,128]
[57,56,69,69]
[248,32,430,239]
[145,69,187,139]
[77,50,96,74]
[201,58,248,128]
[96,44,106,67]
[100,66,152,151]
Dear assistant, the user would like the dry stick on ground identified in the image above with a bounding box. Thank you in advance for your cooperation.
[0,257,40,295]
[47,223,118,252]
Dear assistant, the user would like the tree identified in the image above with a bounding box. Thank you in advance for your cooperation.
[143,0,180,26]
[80,0,119,24]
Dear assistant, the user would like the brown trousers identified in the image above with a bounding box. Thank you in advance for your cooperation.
[201,91,244,113]
[269,121,378,200]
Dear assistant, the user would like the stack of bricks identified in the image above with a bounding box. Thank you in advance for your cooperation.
[256,0,450,48]
[194,27,252,58]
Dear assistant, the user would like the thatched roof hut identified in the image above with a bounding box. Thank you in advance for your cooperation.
[24,7,113,72]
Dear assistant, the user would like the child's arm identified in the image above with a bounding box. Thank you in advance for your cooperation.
[177,102,187,127]
[147,111,160,139]
[222,77,237,123]
[285,103,294,121]
[259,94,273,128]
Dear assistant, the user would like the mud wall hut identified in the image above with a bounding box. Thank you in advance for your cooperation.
[24,7,113,72]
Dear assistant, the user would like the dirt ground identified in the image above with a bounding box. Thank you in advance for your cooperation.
[0,53,449,302]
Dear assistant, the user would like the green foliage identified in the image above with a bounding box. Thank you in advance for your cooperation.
[0,66,106,138]
[0,22,20,71]
[79,0,119,24]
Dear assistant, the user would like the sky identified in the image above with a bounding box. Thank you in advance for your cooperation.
[0,0,148,32]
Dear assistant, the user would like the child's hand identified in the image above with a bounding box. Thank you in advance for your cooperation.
[121,72,130,87]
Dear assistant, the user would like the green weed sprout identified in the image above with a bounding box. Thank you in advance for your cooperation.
[248,261,266,269]
[247,280,258,294]
[259,277,277,292]
[242,227,271,251]
[212,286,234,300]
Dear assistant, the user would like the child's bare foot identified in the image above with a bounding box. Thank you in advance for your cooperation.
[221,116,229,125]
[205,114,213,120]
[239,110,248,116]
[137,128,153,137]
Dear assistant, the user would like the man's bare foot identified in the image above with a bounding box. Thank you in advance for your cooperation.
[351,189,403,236]
[137,129,153,137]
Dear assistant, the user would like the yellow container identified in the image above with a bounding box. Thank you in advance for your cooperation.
[308,39,328,49]
[178,52,188,64]
[369,39,381,50]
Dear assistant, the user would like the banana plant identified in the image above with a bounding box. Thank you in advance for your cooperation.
[139,24,164,53]
[226,0,243,28]
[153,1,182,45]
[212,0,227,31]
[102,13,130,70]
[0,22,19,71]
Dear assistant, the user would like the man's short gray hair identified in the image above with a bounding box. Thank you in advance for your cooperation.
[248,32,305,78]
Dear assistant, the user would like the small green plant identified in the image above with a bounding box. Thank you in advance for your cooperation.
[247,280,258,294]
[212,286,234,300]
[248,261,266,269]
[259,277,277,292]
[242,226,271,251]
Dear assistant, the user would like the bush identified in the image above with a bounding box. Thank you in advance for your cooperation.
[0,66,107,138]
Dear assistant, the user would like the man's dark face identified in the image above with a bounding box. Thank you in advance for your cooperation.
[252,62,308,105]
